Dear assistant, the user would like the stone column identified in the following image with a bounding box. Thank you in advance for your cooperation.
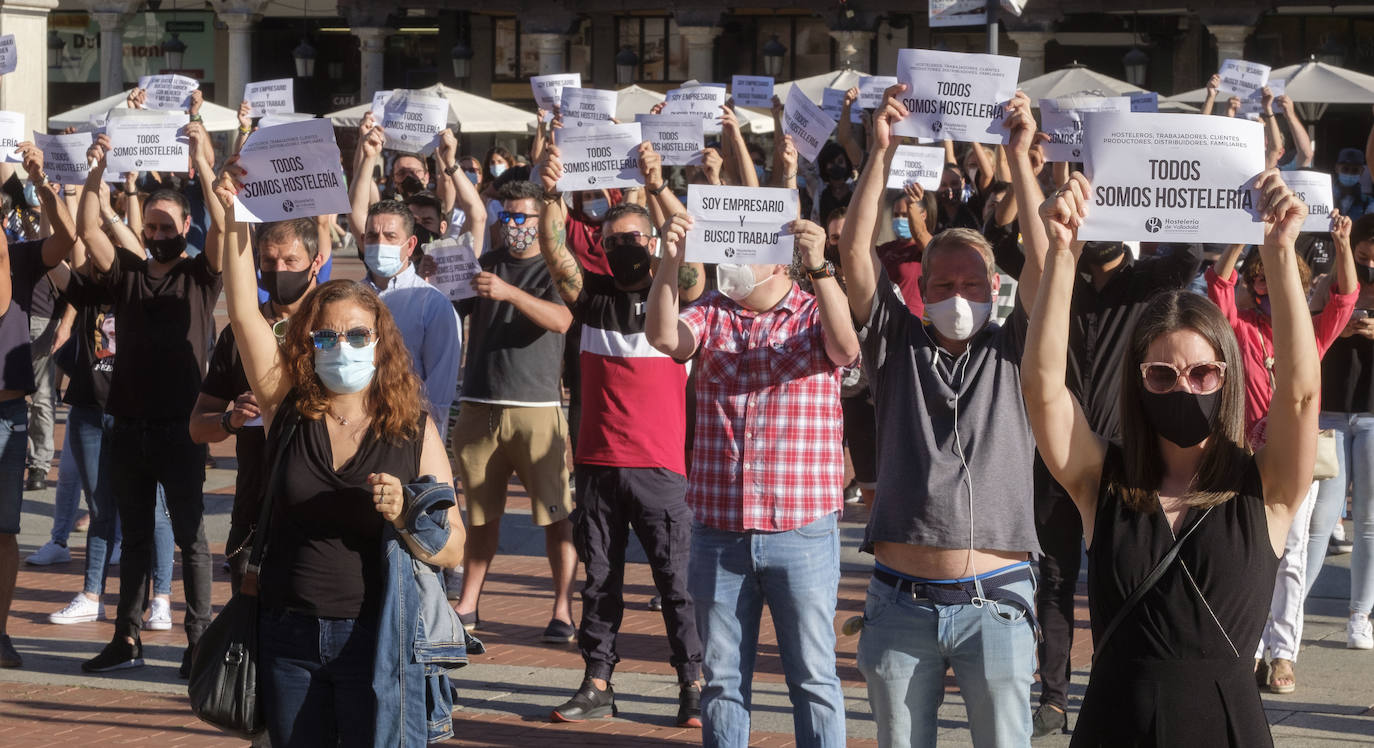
[90,11,127,98]
[527,32,565,75]
[829,29,874,71]
[1008,30,1050,79]
[1208,25,1252,66]
[219,13,255,106]
[0,0,58,134]
[678,25,718,82]
[354,26,389,101]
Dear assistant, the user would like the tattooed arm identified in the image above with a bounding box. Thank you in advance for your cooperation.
[536,144,584,305]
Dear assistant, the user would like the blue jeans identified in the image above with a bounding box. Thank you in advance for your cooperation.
[689,512,846,748]
[857,569,1037,748]
[0,399,29,535]
[1307,412,1374,614]
[49,428,82,546]
[259,608,378,747]
[66,405,174,597]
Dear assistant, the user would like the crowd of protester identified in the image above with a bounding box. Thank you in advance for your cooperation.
[0,66,1369,748]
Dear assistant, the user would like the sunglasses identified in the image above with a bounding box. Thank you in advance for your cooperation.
[498,211,537,225]
[1139,361,1227,395]
[310,327,378,350]
[600,231,650,250]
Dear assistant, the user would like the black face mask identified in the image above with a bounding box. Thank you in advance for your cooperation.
[399,175,426,197]
[606,243,651,286]
[826,163,849,181]
[1141,389,1221,448]
[1357,264,1374,285]
[261,268,313,307]
[1081,241,1126,266]
[145,234,187,264]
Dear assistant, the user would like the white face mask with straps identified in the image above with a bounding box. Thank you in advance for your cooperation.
[924,295,993,342]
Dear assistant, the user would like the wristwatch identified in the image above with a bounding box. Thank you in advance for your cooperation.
[445,163,460,176]
[220,411,242,435]
[647,182,669,196]
[189,114,204,123]
[805,261,835,281]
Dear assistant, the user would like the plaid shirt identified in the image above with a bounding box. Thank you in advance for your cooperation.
[680,285,846,532]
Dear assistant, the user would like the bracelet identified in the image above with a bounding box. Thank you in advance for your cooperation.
[189,113,203,123]
[124,188,137,196]
[647,182,668,196]
[444,163,460,176]
[237,125,250,134]
[220,411,242,435]
[540,189,561,204]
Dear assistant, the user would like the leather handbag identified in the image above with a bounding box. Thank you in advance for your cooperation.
[1313,429,1339,481]
[187,405,299,738]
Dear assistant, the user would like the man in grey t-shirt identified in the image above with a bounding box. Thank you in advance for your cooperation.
[837,88,1048,746]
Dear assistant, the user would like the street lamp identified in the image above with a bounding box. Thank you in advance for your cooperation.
[163,32,187,71]
[293,38,316,78]
[451,39,473,82]
[762,34,786,78]
[47,30,65,69]
[1122,47,1149,87]
[615,46,638,86]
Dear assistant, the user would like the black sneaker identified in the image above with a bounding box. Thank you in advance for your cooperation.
[0,634,22,668]
[550,677,616,722]
[542,619,576,644]
[1032,704,1067,738]
[24,468,45,491]
[647,595,663,611]
[82,636,144,673]
[676,683,702,728]
[178,646,193,679]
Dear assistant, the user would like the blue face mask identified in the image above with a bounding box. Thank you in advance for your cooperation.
[892,217,912,240]
[22,182,39,208]
[1338,173,1362,188]
[796,174,807,191]
[314,340,378,395]
[754,164,765,182]
[463,170,480,185]
[490,163,507,178]
[364,243,405,277]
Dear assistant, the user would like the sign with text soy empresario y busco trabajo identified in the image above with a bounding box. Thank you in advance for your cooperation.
[685,185,798,265]
[893,48,1019,144]
[1078,111,1266,244]
[233,118,350,223]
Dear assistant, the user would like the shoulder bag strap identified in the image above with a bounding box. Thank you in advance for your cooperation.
[242,402,302,590]
[1093,505,1214,662]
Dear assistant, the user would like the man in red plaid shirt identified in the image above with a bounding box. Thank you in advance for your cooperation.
[646,212,859,748]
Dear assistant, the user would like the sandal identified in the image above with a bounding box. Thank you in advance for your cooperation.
[1253,658,1269,689]
[1267,658,1296,694]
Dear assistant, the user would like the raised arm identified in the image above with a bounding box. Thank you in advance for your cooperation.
[16,143,75,267]
[233,101,252,155]
[187,121,223,272]
[1330,210,1359,297]
[836,87,863,168]
[433,129,458,218]
[349,124,385,242]
[1202,74,1220,116]
[77,135,118,274]
[0,219,11,310]
[1003,92,1051,314]
[637,142,706,303]
[1261,88,1285,171]
[838,84,904,321]
[771,133,798,190]
[534,143,583,305]
[1204,243,1246,327]
[1276,95,1312,168]
[645,213,698,360]
[1022,173,1108,538]
[720,104,756,187]
[968,142,996,193]
[794,218,859,366]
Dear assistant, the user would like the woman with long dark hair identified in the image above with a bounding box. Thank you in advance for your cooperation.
[1021,169,1319,746]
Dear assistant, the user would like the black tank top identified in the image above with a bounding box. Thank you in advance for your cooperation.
[260,407,424,619]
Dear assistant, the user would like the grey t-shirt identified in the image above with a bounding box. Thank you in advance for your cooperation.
[858,269,1041,557]
[458,248,566,405]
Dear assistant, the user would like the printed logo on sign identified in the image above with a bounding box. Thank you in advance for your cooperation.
[281,200,295,213]
[1072,148,1081,159]
[134,160,144,168]
[1145,217,1162,233]
[932,121,943,134]
[724,247,735,258]
[588,176,598,185]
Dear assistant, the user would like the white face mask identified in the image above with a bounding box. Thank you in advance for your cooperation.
[717,263,763,302]
[581,196,610,221]
[924,294,993,342]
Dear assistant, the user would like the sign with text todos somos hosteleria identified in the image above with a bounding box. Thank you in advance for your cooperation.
[893,48,1020,144]
[685,184,799,265]
[1078,111,1267,244]
[1282,170,1335,233]
[233,118,350,223]
[105,110,189,173]
[554,122,644,192]
[635,114,705,167]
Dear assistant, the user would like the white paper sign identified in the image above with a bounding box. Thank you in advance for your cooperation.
[822,87,863,124]
[258,112,315,129]
[782,85,836,164]
[1217,59,1270,102]
[137,74,199,111]
[1078,111,1265,244]
[929,0,988,27]
[34,131,92,186]
[663,86,727,135]
[0,35,15,77]
[635,114,704,167]
[371,90,450,154]
[531,73,581,112]
[1283,170,1335,233]
[232,119,350,223]
[859,76,899,109]
[106,110,189,173]
[893,48,1019,144]
[554,122,644,192]
[559,87,617,128]
[0,112,23,163]
[1039,97,1131,163]
[731,75,774,108]
[1129,92,1159,112]
[244,79,294,117]
[686,185,798,265]
[887,144,946,191]
[1239,78,1285,120]
[425,235,482,302]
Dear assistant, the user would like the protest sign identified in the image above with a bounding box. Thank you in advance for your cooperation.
[0,35,14,76]
[822,87,863,124]
[686,185,798,265]
[635,114,704,166]
[425,235,482,302]
[559,87,617,128]
[1217,59,1270,102]
[258,112,315,129]
[1283,170,1335,233]
[1078,111,1266,244]
[232,118,350,223]
[137,74,199,110]
[106,110,189,173]
[1238,78,1285,119]
[371,90,450,154]
[1129,92,1159,112]
[531,73,581,112]
[859,76,899,109]
[886,144,946,191]
[554,122,644,192]
[1039,96,1131,162]
[782,85,836,163]
[893,48,1019,144]
[34,131,92,186]
[0,112,22,163]
[663,86,727,135]
[731,75,774,108]
[929,0,988,27]
[244,79,295,117]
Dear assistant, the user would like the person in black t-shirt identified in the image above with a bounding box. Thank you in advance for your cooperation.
[190,218,325,593]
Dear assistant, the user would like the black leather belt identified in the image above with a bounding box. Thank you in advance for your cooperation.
[872,564,1041,641]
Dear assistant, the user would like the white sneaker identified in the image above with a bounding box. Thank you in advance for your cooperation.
[108,545,121,566]
[145,597,173,631]
[49,594,103,624]
[26,541,71,566]
[1348,614,1373,650]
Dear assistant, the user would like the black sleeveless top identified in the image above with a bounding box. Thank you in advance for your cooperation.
[1072,444,1280,748]
[260,406,424,620]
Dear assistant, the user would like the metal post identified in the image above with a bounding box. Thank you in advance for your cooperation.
[986,0,999,55]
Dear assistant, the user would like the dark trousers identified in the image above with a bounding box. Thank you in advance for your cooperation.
[259,608,377,747]
[563,323,582,455]
[110,417,212,645]
[1032,455,1083,711]
[572,465,702,684]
